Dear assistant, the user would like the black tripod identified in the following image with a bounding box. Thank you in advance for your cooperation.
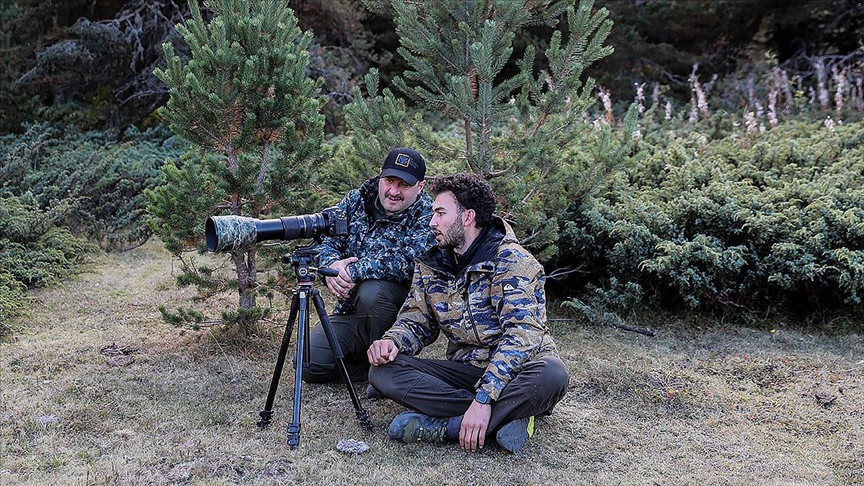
[257,244,372,449]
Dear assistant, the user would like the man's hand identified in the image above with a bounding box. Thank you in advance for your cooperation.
[367,339,399,366]
[459,400,492,453]
[324,256,358,301]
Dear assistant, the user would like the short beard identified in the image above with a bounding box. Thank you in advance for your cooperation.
[438,222,466,250]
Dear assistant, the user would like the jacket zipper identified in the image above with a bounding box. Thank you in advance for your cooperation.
[463,277,482,343]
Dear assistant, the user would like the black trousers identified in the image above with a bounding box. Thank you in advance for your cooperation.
[301,279,409,383]
[368,353,570,432]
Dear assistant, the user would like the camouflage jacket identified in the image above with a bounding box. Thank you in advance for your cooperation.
[382,217,559,402]
[317,176,436,314]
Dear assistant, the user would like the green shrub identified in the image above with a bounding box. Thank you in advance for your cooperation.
[0,123,178,332]
[0,194,99,332]
[0,123,183,250]
[0,270,28,337]
[558,119,864,315]
[0,194,98,286]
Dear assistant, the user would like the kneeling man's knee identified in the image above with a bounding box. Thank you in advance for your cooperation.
[368,359,402,397]
[544,356,570,393]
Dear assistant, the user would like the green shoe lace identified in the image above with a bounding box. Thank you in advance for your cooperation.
[404,418,448,443]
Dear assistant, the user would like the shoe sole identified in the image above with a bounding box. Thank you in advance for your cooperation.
[495,416,534,453]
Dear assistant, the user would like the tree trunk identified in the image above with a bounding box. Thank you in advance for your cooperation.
[232,247,257,310]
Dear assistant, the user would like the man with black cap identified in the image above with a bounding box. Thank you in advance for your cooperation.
[303,148,436,386]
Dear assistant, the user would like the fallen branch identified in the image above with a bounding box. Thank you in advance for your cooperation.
[611,322,656,337]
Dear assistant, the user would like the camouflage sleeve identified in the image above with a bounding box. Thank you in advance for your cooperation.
[477,248,548,401]
[381,263,440,355]
[347,211,435,283]
[316,193,353,268]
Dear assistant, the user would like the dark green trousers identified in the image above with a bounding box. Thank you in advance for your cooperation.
[301,279,409,383]
[369,354,569,431]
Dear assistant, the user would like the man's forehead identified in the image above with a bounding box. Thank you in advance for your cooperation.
[381,174,415,186]
[433,191,458,208]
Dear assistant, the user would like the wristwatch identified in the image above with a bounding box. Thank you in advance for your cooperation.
[474,389,493,405]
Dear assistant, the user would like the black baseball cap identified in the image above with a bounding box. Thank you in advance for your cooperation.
[380,147,426,186]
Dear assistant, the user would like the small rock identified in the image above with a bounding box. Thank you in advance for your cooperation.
[815,389,837,407]
[336,439,370,454]
[106,354,135,366]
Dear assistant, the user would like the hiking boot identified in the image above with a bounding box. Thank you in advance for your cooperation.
[365,384,382,400]
[388,411,458,444]
[495,416,535,453]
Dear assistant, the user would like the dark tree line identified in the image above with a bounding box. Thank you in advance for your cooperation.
[591,0,864,101]
[1,0,862,135]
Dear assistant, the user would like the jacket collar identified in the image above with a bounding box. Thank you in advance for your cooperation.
[420,216,515,275]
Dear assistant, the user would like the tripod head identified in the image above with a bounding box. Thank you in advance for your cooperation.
[282,244,338,285]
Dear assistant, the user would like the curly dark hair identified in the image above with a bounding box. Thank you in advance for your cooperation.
[428,173,496,229]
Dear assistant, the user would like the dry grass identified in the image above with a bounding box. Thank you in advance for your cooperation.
[2,240,862,485]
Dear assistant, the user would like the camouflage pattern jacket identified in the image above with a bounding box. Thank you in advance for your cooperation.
[382,216,559,402]
[317,176,436,314]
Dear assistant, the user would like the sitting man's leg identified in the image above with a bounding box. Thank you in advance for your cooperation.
[353,279,409,347]
[488,356,570,429]
[370,354,570,452]
[369,354,481,444]
[486,356,570,452]
[303,280,408,384]
[369,354,483,416]
[301,312,361,383]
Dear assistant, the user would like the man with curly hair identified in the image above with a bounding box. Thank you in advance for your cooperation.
[367,173,569,453]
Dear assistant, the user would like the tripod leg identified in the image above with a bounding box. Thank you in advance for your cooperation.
[258,291,301,429]
[310,288,373,430]
[286,288,312,449]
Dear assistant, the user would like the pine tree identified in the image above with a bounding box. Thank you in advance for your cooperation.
[349,0,636,262]
[149,0,325,327]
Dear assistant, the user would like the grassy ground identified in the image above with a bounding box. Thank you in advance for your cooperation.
[1,240,862,485]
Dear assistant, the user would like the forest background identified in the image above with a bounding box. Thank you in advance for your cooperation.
[1,0,863,484]
[2,0,863,328]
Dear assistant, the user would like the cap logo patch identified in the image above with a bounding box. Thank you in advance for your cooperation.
[395,153,412,167]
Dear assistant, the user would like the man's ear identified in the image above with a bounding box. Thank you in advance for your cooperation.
[463,208,476,227]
